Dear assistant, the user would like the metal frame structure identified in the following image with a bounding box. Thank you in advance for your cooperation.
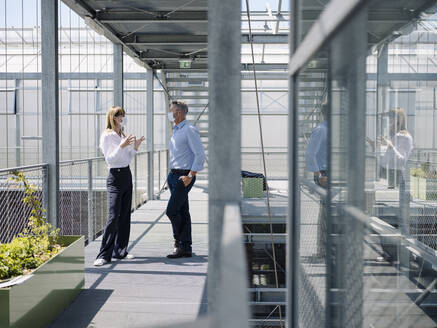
[2,0,437,327]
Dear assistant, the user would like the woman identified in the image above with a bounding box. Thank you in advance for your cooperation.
[380,108,414,189]
[368,108,413,183]
[94,106,145,266]
[368,108,413,263]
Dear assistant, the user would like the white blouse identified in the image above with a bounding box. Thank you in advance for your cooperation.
[381,132,413,170]
[99,130,136,168]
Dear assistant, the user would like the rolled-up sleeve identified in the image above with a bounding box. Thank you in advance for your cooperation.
[129,147,136,159]
[187,126,205,172]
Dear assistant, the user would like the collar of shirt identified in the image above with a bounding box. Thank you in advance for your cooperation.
[107,130,122,139]
[173,120,187,131]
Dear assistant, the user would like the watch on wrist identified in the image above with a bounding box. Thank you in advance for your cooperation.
[314,173,321,186]
[188,173,194,179]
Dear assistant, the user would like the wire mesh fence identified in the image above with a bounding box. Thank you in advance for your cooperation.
[59,160,89,238]
[0,164,47,243]
[0,150,164,245]
[135,152,149,207]
[387,150,437,251]
[298,185,327,328]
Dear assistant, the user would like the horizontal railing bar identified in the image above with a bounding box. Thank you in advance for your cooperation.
[0,163,48,174]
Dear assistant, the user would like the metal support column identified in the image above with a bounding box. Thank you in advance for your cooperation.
[208,0,242,321]
[161,72,171,172]
[113,43,123,108]
[147,69,154,200]
[328,6,367,327]
[287,0,301,327]
[41,0,59,228]
[376,44,389,183]
[14,79,21,167]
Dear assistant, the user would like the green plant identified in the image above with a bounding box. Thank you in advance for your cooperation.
[411,166,437,179]
[0,171,61,281]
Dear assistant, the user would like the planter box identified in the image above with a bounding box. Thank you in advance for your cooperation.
[242,178,264,198]
[418,178,437,201]
[410,175,419,199]
[0,236,85,328]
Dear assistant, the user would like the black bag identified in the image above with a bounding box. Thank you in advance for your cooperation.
[241,170,267,191]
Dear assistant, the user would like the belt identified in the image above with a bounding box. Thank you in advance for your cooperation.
[170,169,190,175]
[110,166,130,172]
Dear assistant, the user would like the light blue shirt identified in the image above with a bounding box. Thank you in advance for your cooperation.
[169,120,205,172]
[305,120,328,172]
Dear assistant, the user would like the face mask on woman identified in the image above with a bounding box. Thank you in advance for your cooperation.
[120,116,127,127]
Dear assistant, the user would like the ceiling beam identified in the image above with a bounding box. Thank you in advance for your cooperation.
[125,34,290,46]
[97,10,208,23]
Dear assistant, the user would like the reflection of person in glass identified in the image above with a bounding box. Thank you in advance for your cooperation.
[305,103,328,258]
[369,108,413,192]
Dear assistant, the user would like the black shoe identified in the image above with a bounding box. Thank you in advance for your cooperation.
[167,247,192,259]
[173,240,180,252]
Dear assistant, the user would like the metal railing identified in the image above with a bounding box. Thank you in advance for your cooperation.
[0,164,48,243]
[0,149,169,244]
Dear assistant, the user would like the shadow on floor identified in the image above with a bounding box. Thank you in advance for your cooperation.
[49,289,113,328]
[197,277,208,317]
[131,254,208,265]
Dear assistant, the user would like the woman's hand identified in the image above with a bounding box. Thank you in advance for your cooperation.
[120,134,135,149]
[134,136,145,151]
[366,137,376,152]
[383,137,393,149]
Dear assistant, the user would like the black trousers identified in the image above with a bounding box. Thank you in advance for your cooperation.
[96,166,132,262]
[166,171,196,250]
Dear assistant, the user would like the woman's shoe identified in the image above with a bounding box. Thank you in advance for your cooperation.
[94,258,108,266]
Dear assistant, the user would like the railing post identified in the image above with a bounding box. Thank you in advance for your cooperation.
[42,164,49,219]
[87,159,94,242]
[134,153,138,209]
[158,151,161,194]
[166,149,170,177]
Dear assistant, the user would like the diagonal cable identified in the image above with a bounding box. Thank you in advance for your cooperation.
[245,1,284,327]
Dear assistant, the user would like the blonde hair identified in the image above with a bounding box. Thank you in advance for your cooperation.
[105,106,126,136]
[389,108,409,135]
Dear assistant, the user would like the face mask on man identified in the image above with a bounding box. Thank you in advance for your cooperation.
[168,112,175,123]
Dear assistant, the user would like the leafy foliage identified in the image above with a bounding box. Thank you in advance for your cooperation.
[410,162,437,179]
[0,171,61,281]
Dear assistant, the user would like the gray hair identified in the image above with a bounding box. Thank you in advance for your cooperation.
[171,100,188,115]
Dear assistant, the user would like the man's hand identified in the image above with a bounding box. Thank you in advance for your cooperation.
[179,175,192,187]
[318,175,328,188]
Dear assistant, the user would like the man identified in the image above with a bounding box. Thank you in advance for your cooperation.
[166,100,205,258]
[305,103,328,258]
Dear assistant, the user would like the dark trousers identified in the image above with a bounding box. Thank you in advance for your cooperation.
[96,166,132,262]
[166,172,196,250]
